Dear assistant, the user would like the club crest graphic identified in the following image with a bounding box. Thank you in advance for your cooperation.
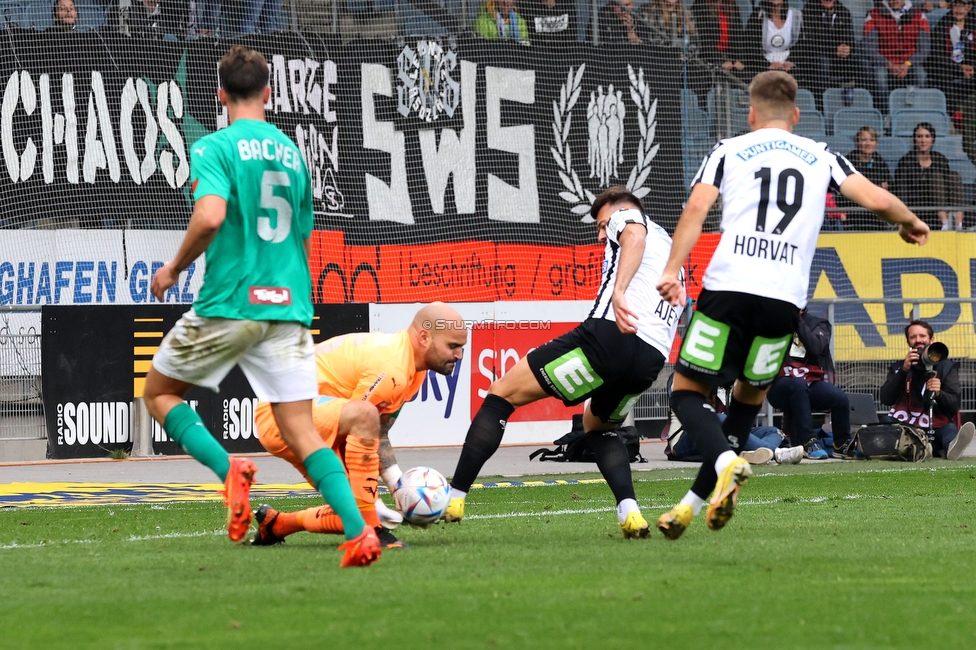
[395,39,461,124]
[551,64,658,222]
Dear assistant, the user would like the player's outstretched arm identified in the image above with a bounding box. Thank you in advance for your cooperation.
[839,174,929,245]
[657,183,719,307]
[151,195,228,301]
[611,222,648,334]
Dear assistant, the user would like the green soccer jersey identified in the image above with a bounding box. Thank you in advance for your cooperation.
[189,119,313,326]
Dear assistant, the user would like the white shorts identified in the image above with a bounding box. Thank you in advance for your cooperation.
[152,309,317,403]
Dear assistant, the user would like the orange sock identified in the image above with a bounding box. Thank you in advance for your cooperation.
[271,508,314,537]
[302,506,344,534]
[344,435,381,529]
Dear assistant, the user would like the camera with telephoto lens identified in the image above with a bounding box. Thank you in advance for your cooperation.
[913,342,949,371]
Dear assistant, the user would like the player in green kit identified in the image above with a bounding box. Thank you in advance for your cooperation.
[144,46,381,568]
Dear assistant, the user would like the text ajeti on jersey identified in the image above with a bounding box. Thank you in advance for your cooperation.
[732,235,798,265]
[236,138,303,171]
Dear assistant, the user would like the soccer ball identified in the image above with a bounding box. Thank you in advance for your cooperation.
[393,466,451,526]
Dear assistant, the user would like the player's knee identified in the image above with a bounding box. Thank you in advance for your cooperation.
[342,400,380,438]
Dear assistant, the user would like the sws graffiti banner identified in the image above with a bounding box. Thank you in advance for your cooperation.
[41,303,368,459]
[0,33,683,251]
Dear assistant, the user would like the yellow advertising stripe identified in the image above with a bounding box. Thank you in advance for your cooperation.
[133,332,164,338]
[133,360,152,373]
[0,478,607,508]
[133,318,164,323]
[133,347,159,356]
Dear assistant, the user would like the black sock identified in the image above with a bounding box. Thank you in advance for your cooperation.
[722,396,763,453]
[671,390,729,500]
[450,394,515,493]
[586,430,636,504]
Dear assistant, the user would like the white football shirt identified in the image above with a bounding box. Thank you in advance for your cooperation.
[693,127,858,308]
[589,208,681,358]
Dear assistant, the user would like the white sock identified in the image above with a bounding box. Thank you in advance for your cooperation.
[449,488,467,500]
[374,497,403,524]
[714,450,738,476]
[679,491,706,516]
[616,498,639,523]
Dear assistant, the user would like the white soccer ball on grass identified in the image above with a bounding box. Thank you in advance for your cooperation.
[393,466,451,526]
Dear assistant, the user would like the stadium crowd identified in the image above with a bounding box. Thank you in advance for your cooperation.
[5,0,976,231]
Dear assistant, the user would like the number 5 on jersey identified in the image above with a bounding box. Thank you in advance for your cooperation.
[259,170,292,243]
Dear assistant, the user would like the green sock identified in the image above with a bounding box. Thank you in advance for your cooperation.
[163,403,230,482]
[304,447,366,540]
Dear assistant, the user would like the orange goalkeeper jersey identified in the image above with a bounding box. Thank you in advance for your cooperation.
[313,330,426,415]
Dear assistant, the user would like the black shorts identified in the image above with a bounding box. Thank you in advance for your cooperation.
[675,289,800,388]
[526,318,666,424]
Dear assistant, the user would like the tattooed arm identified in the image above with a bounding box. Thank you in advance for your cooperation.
[378,411,403,493]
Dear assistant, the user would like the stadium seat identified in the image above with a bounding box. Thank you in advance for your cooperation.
[891,110,951,137]
[75,0,105,30]
[925,8,949,31]
[825,134,855,155]
[845,0,873,36]
[877,136,912,165]
[949,157,976,185]
[933,135,967,160]
[889,88,948,115]
[0,1,23,26]
[796,88,817,114]
[833,108,884,137]
[20,0,51,30]
[684,107,711,139]
[823,87,873,126]
[682,88,700,112]
[794,110,826,138]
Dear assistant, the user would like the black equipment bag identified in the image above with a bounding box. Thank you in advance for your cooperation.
[854,423,932,462]
[529,415,646,463]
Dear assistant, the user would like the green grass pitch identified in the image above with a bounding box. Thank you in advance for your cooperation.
[3,461,976,649]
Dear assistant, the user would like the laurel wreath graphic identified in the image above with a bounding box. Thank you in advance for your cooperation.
[551,64,658,223]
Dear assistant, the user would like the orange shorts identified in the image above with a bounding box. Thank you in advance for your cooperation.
[255,396,347,486]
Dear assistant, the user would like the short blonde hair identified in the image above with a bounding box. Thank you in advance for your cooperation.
[749,71,797,122]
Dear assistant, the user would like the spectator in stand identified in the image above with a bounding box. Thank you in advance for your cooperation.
[474,0,530,43]
[599,0,649,45]
[53,0,79,31]
[116,0,187,37]
[862,0,931,105]
[643,0,697,49]
[847,126,891,190]
[894,122,965,229]
[844,126,893,229]
[522,0,576,43]
[879,319,973,459]
[691,0,747,80]
[801,0,857,108]
[930,0,976,119]
[766,308,854,460]
[744,0,804,78]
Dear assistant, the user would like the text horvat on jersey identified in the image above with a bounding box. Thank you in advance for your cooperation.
[736,140,818,165]
[733,235,799,264]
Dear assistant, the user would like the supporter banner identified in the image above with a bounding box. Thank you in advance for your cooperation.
[41,303,367,459]
[0,33,683,242]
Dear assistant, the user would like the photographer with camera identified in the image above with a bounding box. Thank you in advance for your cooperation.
[879,320,974,459]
